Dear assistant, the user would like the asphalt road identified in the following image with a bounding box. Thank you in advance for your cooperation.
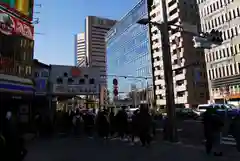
[24,135,239,161]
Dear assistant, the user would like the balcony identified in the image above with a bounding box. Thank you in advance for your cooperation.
[156,89,165,95]
[168,12,179,23]
[155,79,165,86]
[153,42,162,49]
[176,95,187,104]
[157,99,166,105]
[172,52,183,61]
[153,51,162,58]
[174,72,186,81]
[153,61,162,67]
[154,70,164,76]
[168,2,178,14]
[175,84,187,92]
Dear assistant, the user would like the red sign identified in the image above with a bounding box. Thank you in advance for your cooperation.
[113,88,118,96]
[71,67,81,77]
[0,9,33,40]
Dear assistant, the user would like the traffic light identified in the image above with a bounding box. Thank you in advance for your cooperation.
[113,78,118,97]
[208,29,223,44]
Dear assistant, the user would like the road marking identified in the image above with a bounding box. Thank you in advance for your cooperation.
[221,135,236,145]
[156,128,183,132]
[183,120,202,123]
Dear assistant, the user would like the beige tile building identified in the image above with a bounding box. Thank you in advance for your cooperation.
[197,0,240,103]
[148,0,209,109]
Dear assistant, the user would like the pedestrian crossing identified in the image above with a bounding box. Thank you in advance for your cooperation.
[221,135,236,145]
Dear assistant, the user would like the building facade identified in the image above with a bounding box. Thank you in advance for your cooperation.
[148,0,209,109]
[49,65,101,96]
[85,16,117,85]
[0,1,34,129]
[106,0,153,102]
[74,33,86,67]
[32,59,51,115]
[197,0,240,105]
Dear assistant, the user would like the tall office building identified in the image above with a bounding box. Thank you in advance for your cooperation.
[106,0,154,102]
[85,16,117,85]
[74,33,86,67]
[148,0,209,108]
[197,0,240,104]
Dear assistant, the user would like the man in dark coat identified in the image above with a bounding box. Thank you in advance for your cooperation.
[115,107,128,140]
[137,107,152,146]
[203,108,224,155]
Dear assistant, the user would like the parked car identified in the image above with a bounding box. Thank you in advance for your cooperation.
[195,103,240,117]
[176,108,200,120]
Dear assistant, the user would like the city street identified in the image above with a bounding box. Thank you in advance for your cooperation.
[24,135,239,161]
[156,118,237,146]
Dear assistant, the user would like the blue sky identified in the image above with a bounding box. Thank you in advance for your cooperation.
[34,0,140,65]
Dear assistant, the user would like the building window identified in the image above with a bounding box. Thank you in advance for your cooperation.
[89,78,95,84]
[56,77,63,84]
[79,79,85,84]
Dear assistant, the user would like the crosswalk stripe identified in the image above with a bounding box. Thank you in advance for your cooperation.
[221,136,236,145]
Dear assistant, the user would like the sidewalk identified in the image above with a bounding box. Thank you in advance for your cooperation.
[149,141,240,161]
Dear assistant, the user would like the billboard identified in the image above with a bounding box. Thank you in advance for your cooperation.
[0,0,34,21]
[0,9,34,39]
[49,65,101,95]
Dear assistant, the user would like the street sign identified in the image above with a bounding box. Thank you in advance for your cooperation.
[113,78,118,97]
[192,36,212,49]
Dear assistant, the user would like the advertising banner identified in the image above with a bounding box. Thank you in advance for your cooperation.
[0,0,34,21]
[52,84,99,95]
[0,8,33,39]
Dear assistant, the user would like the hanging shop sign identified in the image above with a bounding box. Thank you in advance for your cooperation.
[0,9,33,40]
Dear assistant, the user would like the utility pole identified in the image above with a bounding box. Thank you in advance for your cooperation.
[138,0,177,142]
[160,0,178,142]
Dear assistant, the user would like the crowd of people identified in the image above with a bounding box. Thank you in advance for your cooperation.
[1,105,240,160]
[56,106,156,147]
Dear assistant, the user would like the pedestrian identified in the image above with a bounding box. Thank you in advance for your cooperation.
[115,107,128,140]
[130,109,139,145]
[3,111,23,160]
[84,109,95,138]
[96,109,109,139]
[34,112,42,138]
[72,109,83,137]
[137,106,152,147]
[203,108,224,156]
[109,108,116,137]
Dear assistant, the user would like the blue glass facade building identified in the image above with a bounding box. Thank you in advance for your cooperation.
[106,0,152,98]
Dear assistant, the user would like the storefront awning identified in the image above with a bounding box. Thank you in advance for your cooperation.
[0,74,35,94]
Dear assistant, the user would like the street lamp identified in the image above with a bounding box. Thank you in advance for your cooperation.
[137,0,178,142]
